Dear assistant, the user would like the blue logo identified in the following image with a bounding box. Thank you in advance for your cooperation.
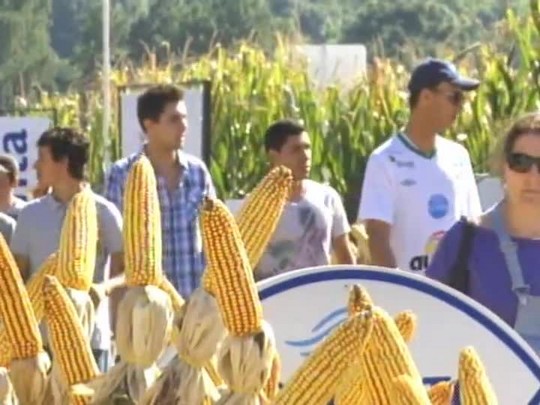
[428,194,449,219]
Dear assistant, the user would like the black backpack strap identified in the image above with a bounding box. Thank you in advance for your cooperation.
[448,217,476,294]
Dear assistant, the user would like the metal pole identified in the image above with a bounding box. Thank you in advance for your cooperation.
[102,0,111,166]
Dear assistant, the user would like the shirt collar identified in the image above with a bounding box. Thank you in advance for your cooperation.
[138,143,189,171]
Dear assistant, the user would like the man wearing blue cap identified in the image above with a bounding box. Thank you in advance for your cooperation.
[357,58,482,273]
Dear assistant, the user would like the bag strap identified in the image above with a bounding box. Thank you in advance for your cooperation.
[448,217,475,294]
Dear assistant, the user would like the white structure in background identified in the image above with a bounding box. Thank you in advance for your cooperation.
[293,44,368,88]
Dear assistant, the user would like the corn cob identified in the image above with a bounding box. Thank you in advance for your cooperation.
[43,275,100,386]
[428,380,455,405]
[0,252,58,366]
[361,306,423,405]
[391,374,431,405]
[235,165,293,269]
[458,346,498,405]
[56,188,98,291]
[394,310,417,343]
[201,197,262,336]
[123,155,163,286]
[274,310,374,405]
[347,284,373,315]
[0,233,42,360]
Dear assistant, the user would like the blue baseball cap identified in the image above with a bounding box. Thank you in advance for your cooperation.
[408,58,480,94]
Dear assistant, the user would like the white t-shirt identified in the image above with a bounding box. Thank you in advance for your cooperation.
[255,180,350,280]
[358,133,482,273]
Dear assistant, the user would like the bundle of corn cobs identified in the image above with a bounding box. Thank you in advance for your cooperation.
[0,156,497,405]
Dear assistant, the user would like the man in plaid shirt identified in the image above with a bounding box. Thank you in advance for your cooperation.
[105,85,215,297]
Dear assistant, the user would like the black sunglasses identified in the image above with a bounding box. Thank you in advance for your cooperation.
[507,152,540,173]
[431,89,464,106]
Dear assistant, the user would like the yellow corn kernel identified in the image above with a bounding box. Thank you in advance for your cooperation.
[43,275,100,386]
[159,277,185,314]
[458,346,498,405]
[235,165,293,268]
[261,351,282,402]
[428,380,455,405]
[56,188,98,291]
[123,156,163,286]
[361,307,424,405]
[274,310,374,405]
[0,253,58,366]
[200,197,262,336]
[0,233,42,360]
[391,374,431,405]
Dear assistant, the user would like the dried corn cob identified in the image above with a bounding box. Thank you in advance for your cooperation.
[235,165,293,269]
[458,346,498,405]
[0,233,42,360]
[391,374,431,405]
[361,306,424,405]
[0,252,58,366]
[56,188,98,291]
[123,155,163,286]
[201,197,262,336]
[394,311,417,343]
[275,310,374,405]
[428,380,455,405]
[43,275,100,386]
[334,309,418,405]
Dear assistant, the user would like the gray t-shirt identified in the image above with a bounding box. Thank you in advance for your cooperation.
[5,197,27,220]
[254,180,350,280]
[0,212,15,244]
[10,191,123,350]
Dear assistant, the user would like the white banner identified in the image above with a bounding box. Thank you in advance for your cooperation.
[257,265,540,404]
[0,117,51,200]
[120,84,206,160]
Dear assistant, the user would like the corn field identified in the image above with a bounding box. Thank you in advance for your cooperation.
[16,4,540,218]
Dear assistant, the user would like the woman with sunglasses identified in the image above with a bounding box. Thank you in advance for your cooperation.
[426,111,540,354]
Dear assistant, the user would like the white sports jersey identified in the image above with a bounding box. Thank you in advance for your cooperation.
[358,133,482,273]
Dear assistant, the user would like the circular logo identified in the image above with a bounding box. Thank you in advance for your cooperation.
[428,194,449,219]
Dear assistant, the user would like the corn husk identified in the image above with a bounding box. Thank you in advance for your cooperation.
[140,287,226,405]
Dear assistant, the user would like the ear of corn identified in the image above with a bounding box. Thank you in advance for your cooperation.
[347,284,373,315]
[0,253,58,367]
[56,188,98,291]
[200,197,262,336]
[275,310,374,405]
[0,233,42,360]
[391,374,432,405]
[361,306,423,405]
[428,380,455,405]
[394,311,417,343]
[123,156,163,286]
[235,165,293,269]
[458,346,498,405]
[43,275,100,386]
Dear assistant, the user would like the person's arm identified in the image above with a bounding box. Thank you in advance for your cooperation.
[463,150,483,220]
[9,210,31,281]
[330,189,355,264]
[357,154,397,268]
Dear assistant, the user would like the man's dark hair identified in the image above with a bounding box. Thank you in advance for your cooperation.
[264,119,305,152]
[37,127,89,180]
[0,154,19,185]
[137,85,184,132]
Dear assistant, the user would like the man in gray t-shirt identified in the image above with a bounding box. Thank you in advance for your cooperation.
[0,212,15,243]
[10,128,124,372]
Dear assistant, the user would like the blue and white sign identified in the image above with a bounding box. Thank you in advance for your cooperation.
[257,265,540,404]
[0,117,51,200]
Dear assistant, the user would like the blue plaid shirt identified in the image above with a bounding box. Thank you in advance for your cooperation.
[104,149,215,297]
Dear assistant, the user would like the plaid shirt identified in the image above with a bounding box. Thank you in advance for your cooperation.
[104,149,215,297]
